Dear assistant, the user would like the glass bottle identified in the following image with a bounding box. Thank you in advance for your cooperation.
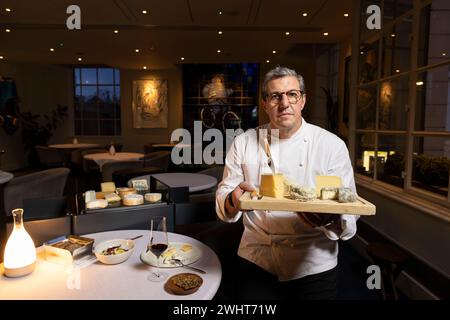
[3,208,36,277]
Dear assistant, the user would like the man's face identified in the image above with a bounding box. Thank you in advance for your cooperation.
[262,76,306,132]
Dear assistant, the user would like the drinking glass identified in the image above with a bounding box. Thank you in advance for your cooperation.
[146,216,169,282]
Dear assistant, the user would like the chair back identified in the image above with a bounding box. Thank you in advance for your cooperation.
[3,168,70,217]
[101,160,143,182]
[35,146,66,167]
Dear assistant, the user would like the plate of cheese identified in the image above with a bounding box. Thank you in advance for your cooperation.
[140,242,202,268]
[238,174,376,216]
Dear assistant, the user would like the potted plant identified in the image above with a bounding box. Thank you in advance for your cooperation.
[19,104,68,166]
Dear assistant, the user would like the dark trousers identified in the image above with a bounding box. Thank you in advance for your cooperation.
[233,257,338,300]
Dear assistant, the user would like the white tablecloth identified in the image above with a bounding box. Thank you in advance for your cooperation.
[0,230,222,300]
[83,152,144,171]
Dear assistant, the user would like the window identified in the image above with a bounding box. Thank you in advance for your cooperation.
[74,67,121,136]
[355,0,450,207]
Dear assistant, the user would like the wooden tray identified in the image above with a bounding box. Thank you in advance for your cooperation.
[238,192,376,216]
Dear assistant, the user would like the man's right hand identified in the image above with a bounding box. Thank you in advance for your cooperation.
[225,182,255,217]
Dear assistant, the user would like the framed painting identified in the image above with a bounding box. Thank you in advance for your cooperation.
[132,79,168,128]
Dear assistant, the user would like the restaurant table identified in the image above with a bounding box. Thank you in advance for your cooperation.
[0,229,222,300]
[149,172,218,193]
[83,152,144,171]
[48,143,101,149]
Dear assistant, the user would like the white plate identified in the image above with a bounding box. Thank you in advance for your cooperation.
[140,242,202,268]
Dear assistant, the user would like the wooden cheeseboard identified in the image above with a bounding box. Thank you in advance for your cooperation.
[238,192,376,216]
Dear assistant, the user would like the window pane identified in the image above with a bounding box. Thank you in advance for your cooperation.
[100,120,115,136]
[412,136,449,197]
[81,68,97,85]
[383,0,413,23]
[114,86,120,101]
[114,69,120,84]
[355,133,375,178]
[98,86,114,103]
[418,3,450,67]
[382,17,412,77]
[98,68,114,85]
[74,69,81,85]
[377,135,406,188]
[357,85,377,129]
[81,86,98,119]
[415,64,450,132]
[379,76,408,130]
[115,119,122,135]
[83,120,98,136]
[74,120,82,135]
[359,40,379,84]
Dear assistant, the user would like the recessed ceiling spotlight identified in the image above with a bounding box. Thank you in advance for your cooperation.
[266,60,270,63]
[272,50,276,54]
[217,49,221,53]
[323,32,329,36]
[135,49,140,53]
[50,48,55,52]
[391,33,396,37]
[5,8,11,12]
[143,66,147,69]
[302,12,308,17]
[344,13,349,17]
[395,69,400,73]
[218,11,223,15]
[114,30,119,34]
[442,53,447,56]
[5,29,11,33]
[218,31,223,35]
[180,57,185,61]
[360,51,364,55]
[0,56,4,59]
[285,31,290,36]
[142,10,147,14]
[416,81,424,86]
[77,57,82,62]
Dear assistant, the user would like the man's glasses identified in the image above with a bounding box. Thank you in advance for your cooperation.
[265,89,304,106]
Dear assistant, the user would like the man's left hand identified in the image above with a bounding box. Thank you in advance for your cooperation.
[297,212,339,228]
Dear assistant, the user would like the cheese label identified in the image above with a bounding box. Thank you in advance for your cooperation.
[315,176,342,197]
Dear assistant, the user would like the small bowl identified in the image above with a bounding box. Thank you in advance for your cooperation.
[94,239,135,265]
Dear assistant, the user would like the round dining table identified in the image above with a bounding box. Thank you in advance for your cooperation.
[0,229,222,300]
[83,152,144,171]
[48,143,101,149]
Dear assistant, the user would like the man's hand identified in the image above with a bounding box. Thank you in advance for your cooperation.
[225,182,255,217]
[297,212,339,228]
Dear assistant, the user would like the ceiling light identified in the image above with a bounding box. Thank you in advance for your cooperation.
[323,32,329,36]
[218,11,223,15]
[416,81,423,86]
[50,48,54,52]
[285,32,290,36]
[218,31,223,35]
[344,13,349,17]
[302,13,308,17]
[395,69,400,73]
[272,50,276,54]
[77,57,82,62]
[180,57,185,61]
[266,60,270,63]
[360,51,364,55]
[217,49,221,53]
[5,29,11,33]
[5,8,11,12]
[114,30,119,34]
[391,33,396,37]
[135,49,140,53]
[143,66,147,70]
[442,53,447,57]
[0,56,4,59]
[142,10,147,14]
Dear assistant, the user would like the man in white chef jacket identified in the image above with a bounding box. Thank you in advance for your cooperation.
[216,66,358,299]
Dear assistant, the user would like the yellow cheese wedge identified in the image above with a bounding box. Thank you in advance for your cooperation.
[260,173,285,198]
[101,182,116,193]
[315,176,342,197]
[181,244,192,252]
[162,247,177,258]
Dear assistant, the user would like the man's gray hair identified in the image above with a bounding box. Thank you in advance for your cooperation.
[262,66,305,98]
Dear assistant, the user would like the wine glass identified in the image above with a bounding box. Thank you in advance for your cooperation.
[147,216,169,282]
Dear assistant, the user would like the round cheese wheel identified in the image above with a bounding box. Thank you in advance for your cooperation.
[123,194,144,206]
